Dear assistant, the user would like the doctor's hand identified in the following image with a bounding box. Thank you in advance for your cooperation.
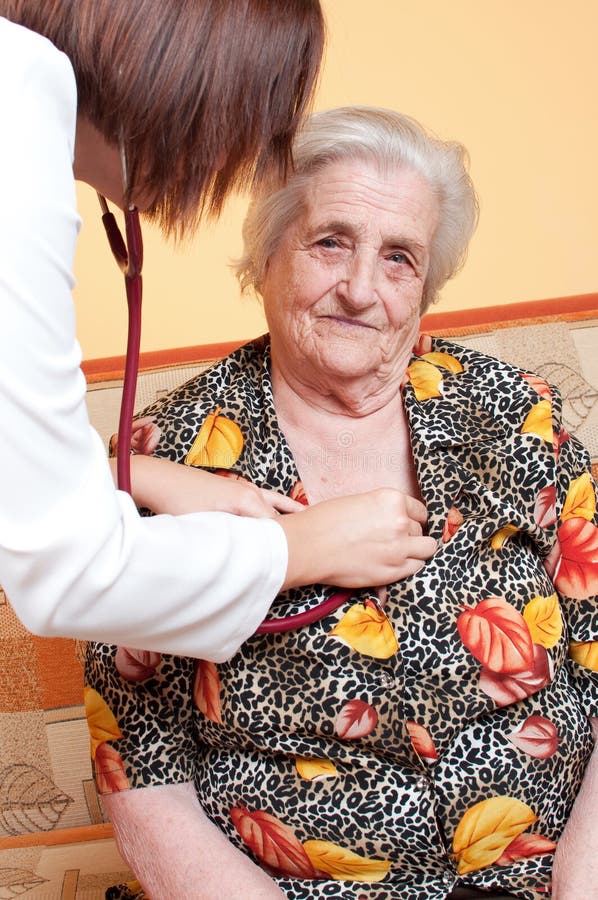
[279,487,437,591]
[110,455,303,518]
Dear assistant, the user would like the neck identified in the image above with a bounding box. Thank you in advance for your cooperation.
[73,115,125,207]
[270,344,412,420]
[270,355,420,503]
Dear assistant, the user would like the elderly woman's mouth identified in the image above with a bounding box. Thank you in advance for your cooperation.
[323,315,378,330]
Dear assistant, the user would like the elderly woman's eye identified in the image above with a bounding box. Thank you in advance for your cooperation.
[317,237,338,249]
[389,251,408,264]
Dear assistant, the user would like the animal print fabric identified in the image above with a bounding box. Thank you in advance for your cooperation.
[85,336,598,900]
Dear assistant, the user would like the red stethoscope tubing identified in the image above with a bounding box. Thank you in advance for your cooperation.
[254,589,352,634]
[98,198,349,633]
[98,196,143,495]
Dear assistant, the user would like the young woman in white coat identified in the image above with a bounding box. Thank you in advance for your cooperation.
[0,0,436,661]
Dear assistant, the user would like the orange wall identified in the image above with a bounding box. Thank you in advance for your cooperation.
[73,0,597,359]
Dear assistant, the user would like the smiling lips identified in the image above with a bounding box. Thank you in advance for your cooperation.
[322,314,378,330]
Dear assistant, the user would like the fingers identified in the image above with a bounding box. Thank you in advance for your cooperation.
[405,495,429,524]
[392,556,429,580]
[131,416,155,429]
[403,535,438,560]
[407,518,423,537]
[233,485,304,519]
[261,490,305,514]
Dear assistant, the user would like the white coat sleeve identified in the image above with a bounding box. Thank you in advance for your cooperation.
[0,19,287,662]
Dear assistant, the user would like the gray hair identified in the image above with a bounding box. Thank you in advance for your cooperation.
[234,106,479,312]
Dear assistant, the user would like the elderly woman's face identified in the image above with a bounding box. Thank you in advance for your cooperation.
[261,159,439,388]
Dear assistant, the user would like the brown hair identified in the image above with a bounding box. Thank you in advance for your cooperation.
[2,0,325,235]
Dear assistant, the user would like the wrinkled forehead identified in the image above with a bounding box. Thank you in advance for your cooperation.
[296,158,439,243]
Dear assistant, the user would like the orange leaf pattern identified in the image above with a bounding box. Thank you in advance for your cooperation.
[507,715,559,759]
[453,797,537,874]
[329,602,398,659]
[289,480,309,506]
[520,400,553,443]
[335,699,378,740]
[115,647,161,682]
[490,525,520,550]
[534,486,557,528]
[479,644,552,706]
[406,360,443,400]
[523,593,562,649]
[193,659,222,725]
[230,806,316,878]
[406,722,439,762]
[569,640,598,671]
[413,333,433,355]
[495,833,557,866]
[185,407,244,468]
[84,687,122,759]
[94,742,130,794]
[457,598,534,674]
[303,840,391,883]
[561,473,596,522]
[443,506,464,542]
[554,517,598,599]
[519,372,552,402]
[295,757,338,781]
[420,351,464,375]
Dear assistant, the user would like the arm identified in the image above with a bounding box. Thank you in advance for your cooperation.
[117,455,303,518]
[2,25,430,656]
[0,25,290,659]
[105,782,285,899]
[123,455,438,590]
[547,426,598,896]
[551,718,598,899]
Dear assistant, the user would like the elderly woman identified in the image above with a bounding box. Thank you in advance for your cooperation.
[86,108,598,900]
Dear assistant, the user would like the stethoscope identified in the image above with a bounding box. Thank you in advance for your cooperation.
[97,195,354,634]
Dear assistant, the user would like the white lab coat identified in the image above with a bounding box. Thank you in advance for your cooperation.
[0,17,287,660]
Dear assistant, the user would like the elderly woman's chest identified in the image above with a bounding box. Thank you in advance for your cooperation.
[196,495,562,768]
[278,405,422,503]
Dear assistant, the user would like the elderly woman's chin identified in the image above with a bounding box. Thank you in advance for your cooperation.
[310,316,421,384]
[311,332,408,384]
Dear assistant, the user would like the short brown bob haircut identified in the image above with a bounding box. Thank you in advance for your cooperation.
[2,0,325,235]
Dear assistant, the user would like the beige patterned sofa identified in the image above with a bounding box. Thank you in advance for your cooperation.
[1,294,597,899]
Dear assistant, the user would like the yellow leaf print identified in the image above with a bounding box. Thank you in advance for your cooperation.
[453,796,537,874]
[185,407,244,468]
[407,360,443,401]
[569,640,598,672]
[520,400,553,444]
[421,351,464,374]
[490,525,520,550]
[523,593,562,649]
[561,473,596,523]
[329,602,398,659]
[295,757,338,782]
[124,882,149,900]
[303,840,391,883]
[83,686,122,760]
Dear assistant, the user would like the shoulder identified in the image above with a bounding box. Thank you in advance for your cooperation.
[0,17,76,129]
[143,337,270,421]
[430,336,564,425]
[139,337,273,465]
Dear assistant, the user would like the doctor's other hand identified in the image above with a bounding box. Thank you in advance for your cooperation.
[279,488,437,591]
[111,455,303,518]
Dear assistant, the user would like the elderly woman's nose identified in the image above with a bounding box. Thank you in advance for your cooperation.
[338,254,377,308]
